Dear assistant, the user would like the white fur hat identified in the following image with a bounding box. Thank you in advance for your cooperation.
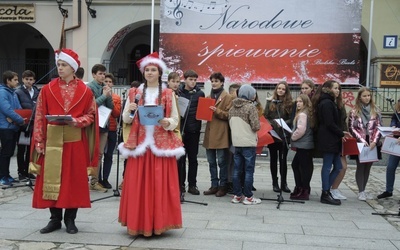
[136,52,167,73]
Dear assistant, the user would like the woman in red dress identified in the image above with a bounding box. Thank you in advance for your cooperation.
[118,52,184,237]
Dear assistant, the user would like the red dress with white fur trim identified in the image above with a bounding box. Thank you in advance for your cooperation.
[118,84,184,237]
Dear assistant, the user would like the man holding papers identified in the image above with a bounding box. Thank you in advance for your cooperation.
[202,72,233,197]
[87,64,114,192]
[178,70,205,195]
[348,87,381,201]
[31,48,99,234]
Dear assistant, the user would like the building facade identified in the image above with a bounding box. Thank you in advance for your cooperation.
[0,0,399,90]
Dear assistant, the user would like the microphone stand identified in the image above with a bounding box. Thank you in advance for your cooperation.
[260,102,304,209]
[179,89,207,206]
[91,91,125,202]
[3,105,36,191]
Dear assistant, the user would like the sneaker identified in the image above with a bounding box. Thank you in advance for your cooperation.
[364,191,374,200]
[188,186,200,195]
[90,182,108,193]
[377,191,393,199]
[242,196,261,205]
[0,176,13,186]
[7,176,19,183]
[231,195,243,204]
[330,189,347,200]
[358,191,366,201]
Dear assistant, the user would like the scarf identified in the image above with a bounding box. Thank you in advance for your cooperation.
[210,87,223,100]
[361,104,371,135]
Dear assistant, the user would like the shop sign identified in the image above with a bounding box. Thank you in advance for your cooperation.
[0,4,35,23]
[381,64,400,87]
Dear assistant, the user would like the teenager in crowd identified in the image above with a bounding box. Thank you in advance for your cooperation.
[313,80,350,205]
[377,99,400,199]
[203,72,233,197]
[348,87,381,201]
[263,81,293,193]
[290,94,314,200]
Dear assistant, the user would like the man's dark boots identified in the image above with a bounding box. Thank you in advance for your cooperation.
[40,208,62,234]
[64,208,78,234]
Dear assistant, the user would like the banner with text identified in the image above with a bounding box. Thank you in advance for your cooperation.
[160,0,362,84]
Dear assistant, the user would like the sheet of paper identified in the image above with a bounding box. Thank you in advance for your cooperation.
[274,118,292,133]
[269,130,281,140]
[357,143,379,163]
[98,105,112,128]
[381,136,400,157]
[378,126,398,137]
[177,96,189,117]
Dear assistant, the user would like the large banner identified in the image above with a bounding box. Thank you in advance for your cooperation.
[160,0,362,84]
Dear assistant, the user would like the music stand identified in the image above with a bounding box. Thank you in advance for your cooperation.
[260,101,304,209]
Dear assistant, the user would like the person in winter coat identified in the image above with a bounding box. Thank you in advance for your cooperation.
[0,70,25,186]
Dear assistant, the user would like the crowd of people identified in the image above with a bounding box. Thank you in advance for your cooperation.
[0,49,399,238]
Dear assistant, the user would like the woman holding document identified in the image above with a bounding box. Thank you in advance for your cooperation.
[348,87,382,201]
[118,52,185,237]
[263,81,293,193]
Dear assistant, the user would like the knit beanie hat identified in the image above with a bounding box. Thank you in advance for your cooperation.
[238,84,256,100]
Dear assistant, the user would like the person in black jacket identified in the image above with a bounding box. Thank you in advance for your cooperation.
[15,70,40,181]
[312,80,350,205]
[178,70,205,195]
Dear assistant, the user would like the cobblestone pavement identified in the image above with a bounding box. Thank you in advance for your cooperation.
[1,159,399,250]
[343,167,400,231]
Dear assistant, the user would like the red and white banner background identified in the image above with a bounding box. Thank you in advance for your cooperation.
[159,0,362,84]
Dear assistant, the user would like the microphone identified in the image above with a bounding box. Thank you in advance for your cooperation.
[122,88,128,95]
[189,89,196,94]
[129,94,141,119]
[386,97,394,103]
[271,99,283,104]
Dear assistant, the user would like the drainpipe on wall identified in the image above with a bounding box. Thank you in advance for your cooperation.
[63,0,82,46]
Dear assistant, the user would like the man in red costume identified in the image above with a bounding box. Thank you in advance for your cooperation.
[31,48,99,234]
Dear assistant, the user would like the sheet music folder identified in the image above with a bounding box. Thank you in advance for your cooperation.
[138,105,164,125]
[45,115,73,123]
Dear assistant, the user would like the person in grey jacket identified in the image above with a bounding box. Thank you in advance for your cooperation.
[0,71,25,186]
[87,64,114,192]
[229,84,261,205]
[290,94,314,200]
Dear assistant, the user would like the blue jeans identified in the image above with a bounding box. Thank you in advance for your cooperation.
[206,148,228,187]
[386,154,400,193]
[232,147,256,198]
[321,152,342,191]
